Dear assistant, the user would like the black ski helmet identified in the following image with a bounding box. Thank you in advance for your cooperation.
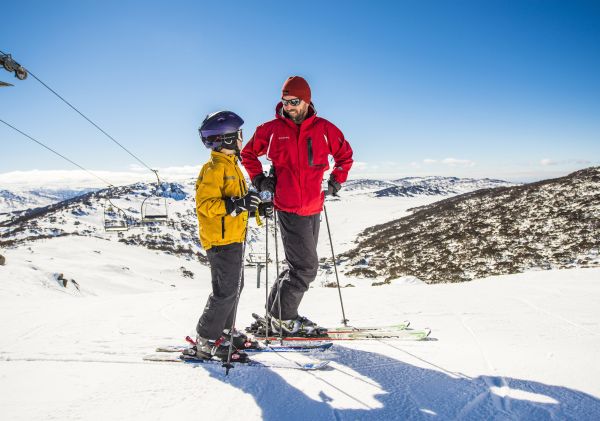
[199,111,244,150]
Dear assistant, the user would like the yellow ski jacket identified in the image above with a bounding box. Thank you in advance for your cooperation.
[195,151,248,250]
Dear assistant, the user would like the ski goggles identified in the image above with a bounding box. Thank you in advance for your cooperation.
[201,129,242,149]
[281,98,302,106]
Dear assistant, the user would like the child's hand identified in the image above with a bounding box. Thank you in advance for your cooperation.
[227,191,261,215]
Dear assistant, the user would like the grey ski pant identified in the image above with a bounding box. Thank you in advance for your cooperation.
[196,242,244,340]
[268,211,320,320]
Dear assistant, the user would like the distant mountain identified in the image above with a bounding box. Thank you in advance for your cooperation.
[377,176,515,197]
[341,167,600,283]
[0,188,97,213]
[345,176,516,197]
[343,179,398,192]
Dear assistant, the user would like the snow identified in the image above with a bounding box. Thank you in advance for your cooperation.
[1,195,600,420]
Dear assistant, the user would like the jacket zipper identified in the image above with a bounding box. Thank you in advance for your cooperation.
[307,138,325,167]
[221,217,225,239]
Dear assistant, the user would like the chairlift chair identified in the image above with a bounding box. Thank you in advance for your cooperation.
[141,170,169,223]
[246,252,270,266]
[103,199,129,232]
[141,195,168,223]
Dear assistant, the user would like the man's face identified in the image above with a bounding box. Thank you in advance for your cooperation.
[282,96,309,123]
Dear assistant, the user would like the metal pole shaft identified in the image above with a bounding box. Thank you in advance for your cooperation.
[224,222,249,374]
[273,211,283,344]
[264,215,270,344]
[323,204,349,326]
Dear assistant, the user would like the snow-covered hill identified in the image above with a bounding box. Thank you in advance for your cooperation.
[0,175,515,273]
[1,171,600,420]
[342,167,600,283]
[1,235,599,420]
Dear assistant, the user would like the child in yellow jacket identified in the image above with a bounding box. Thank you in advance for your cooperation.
[190,111,261,363]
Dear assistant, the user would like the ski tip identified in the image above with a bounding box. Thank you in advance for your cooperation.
[303,360,330,370]
[419,328,432,339]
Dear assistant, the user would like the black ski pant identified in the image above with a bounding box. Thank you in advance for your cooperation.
[196,242,244,340]
[268,211,320,320]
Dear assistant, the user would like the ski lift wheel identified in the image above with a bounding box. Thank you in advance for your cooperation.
[2,58,16,72]
[16,67,28,80]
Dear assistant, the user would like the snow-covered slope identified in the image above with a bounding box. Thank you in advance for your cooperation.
[1,236,599,420]
[1,172,599,420]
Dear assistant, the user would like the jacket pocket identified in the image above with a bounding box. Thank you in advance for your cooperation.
[307,138,326,167]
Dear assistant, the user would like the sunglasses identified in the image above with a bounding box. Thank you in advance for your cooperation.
[281,98,302,106]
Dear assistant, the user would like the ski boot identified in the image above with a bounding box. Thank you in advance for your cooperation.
[222,328,260,350]
[183,335,249,363]
[269,315,328,337]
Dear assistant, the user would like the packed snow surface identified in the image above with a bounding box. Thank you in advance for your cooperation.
[1,194,599,420]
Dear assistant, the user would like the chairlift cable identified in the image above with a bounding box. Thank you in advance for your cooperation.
[0,118,115,187]
[25,69,156,174]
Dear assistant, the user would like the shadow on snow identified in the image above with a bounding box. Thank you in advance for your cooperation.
[194,344,600,421]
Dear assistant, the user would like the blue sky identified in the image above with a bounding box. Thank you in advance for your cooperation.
[1,0,599,184]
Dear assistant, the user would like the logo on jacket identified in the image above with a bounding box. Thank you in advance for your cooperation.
[278,136,290,140]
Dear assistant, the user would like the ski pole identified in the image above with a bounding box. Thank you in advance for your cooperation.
[223,219,249,375]
[273,210,283,344]
[264,210,271,344]
[323,204,349,326]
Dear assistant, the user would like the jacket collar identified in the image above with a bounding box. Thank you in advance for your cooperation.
[210,150,238,164]
[275,102,317,129]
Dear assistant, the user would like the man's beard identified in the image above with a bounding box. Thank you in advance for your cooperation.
[288,107,308,124]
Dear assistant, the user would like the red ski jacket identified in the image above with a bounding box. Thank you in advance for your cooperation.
[241,102,353,216]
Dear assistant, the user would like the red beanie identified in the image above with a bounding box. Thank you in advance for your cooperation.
[282,76,311,104]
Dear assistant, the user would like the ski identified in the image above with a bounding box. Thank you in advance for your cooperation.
[247,313,428,340]
[254,328,432,342]
[143,353,330,371]
[155,341,333,354]
[329,320,411,333]
[250,312,411,334]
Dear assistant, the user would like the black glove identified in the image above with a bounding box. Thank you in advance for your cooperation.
[325,176,342,196]
[258,202,274,218]
[252,173,276,193]
[225,191,261,216]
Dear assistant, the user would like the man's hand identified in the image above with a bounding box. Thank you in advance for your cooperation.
[258,202,274,218]
[325,176,342,196]
[226,191,261,215]
[252,173,276,193]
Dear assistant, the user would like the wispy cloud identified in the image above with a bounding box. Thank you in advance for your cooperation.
[540,158,592,166]
[423,158,476,167]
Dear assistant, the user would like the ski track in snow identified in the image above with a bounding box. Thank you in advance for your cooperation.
[454,310,513,418]
[514,295,598,337]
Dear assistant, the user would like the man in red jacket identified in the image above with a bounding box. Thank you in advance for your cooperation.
[241,76,353,335]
